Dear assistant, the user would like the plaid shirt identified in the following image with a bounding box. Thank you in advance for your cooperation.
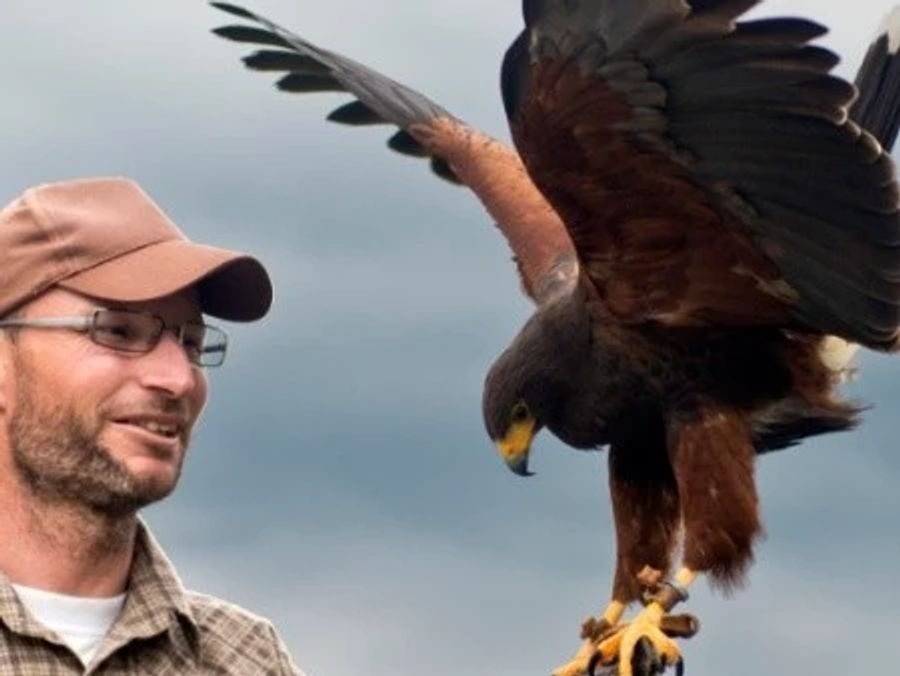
[0,522,305,675]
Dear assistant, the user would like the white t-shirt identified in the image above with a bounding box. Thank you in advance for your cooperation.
[12,583,126,666]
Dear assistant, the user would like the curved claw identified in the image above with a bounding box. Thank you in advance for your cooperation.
[586,651,601,676]
[586,638,620,676]
[582,646,684,676]
[585,650,609,676]
[632,636,664,676]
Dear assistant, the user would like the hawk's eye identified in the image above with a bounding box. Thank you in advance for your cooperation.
[511,401,531,423]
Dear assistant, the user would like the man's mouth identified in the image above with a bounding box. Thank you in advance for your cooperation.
[116,418,183,440]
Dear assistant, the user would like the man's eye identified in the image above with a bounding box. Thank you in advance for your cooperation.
[97,321,138,343]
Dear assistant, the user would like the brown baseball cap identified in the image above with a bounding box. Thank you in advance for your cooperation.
[0,177,272,321]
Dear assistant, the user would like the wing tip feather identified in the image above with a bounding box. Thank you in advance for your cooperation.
[209,2,256,20]
[877,6,900,54]
[327,100,384,125]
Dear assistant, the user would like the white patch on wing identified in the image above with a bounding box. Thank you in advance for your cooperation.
[818,335,859,383]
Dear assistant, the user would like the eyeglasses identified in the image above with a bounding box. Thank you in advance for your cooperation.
[0,309,228,368]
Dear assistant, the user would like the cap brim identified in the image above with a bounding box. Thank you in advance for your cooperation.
[58,239,272,322]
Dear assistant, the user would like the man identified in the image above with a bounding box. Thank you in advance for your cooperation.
[0,177,303,674]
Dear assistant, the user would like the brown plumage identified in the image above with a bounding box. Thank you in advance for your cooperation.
[211,1,900,673]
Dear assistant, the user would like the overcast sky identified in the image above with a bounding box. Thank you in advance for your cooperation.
[2,1,899,674]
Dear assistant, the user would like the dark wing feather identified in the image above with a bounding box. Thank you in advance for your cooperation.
[212,7,453,166]
[327,100,383,125]
[242,49,327,73]
[211,2,577,303]
[276,73,345,94]
[507,0,900,349]
[211,25,291,49]
[850,15,900,151]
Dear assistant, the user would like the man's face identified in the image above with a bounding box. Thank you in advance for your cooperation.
[1,288,209,515]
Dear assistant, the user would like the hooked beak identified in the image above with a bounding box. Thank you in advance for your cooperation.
[495,418,536,477]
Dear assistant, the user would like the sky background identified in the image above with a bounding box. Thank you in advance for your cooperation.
[2,1,899,674]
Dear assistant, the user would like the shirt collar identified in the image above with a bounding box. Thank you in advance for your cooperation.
[101,518,199,650]
[0,572,60,644]
[0,518,200,661]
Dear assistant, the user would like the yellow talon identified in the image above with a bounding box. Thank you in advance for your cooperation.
[613,603,682,676]
[593,626,624,665]
[552,639,599,676]
[554,587,698,676]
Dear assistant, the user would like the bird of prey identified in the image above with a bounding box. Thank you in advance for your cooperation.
[211,1,900,674]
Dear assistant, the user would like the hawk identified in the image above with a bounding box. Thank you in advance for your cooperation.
[211,2,900,674]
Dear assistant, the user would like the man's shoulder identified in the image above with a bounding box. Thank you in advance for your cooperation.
[183,588,275,634]
[132,523,305,674]
[181,590,305,674]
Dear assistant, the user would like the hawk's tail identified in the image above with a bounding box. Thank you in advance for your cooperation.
[851,7,900,151]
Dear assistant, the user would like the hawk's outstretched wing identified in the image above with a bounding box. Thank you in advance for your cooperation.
[212,1,900,349]
[505,0,900,348]
[211,2,577,303]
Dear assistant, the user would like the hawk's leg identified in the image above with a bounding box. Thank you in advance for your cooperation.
[602,402,760,674]
[553,416,682,676]
[592,568,698,676]
[670,402,761,591]
[560,403,760,676]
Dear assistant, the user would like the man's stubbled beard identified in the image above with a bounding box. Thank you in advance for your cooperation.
[8,349,189,516]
